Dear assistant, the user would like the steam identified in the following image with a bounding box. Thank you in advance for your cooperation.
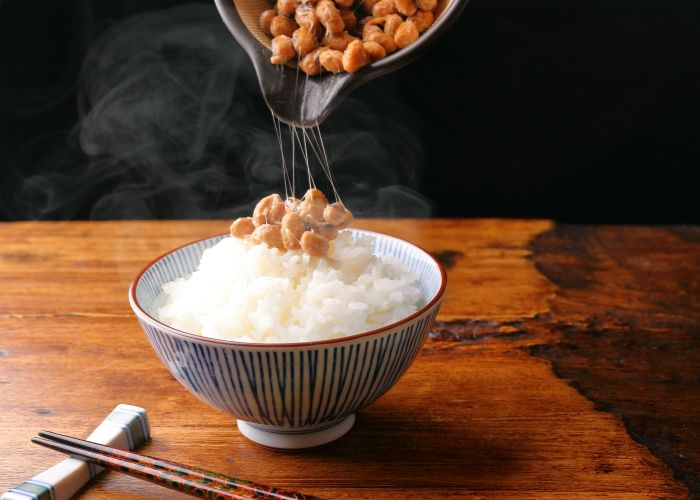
[4,3,429,219]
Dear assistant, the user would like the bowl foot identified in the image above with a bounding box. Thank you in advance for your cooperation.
[237,414,355,450]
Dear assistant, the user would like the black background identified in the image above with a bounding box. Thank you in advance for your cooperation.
[1,0,698,222]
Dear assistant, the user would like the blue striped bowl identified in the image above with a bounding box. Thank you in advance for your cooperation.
[129,229,446,449]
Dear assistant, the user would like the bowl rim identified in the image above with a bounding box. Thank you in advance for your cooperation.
[129,228,447,349]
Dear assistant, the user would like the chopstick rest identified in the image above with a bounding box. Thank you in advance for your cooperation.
[2,404,150,500]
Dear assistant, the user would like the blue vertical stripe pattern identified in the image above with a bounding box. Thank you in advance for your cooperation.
[133,230,444,431]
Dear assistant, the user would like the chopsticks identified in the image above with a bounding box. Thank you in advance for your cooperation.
[32,430,321,500]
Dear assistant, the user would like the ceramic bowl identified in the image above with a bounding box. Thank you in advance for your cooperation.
[129,229,446,449]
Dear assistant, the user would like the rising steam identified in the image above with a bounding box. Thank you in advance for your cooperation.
[3,3,430,219]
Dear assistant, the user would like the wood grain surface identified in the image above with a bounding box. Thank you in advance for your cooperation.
[0,220,697,499]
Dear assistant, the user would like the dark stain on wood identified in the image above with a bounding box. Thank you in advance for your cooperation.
[526,225,700,497]
[0,350,7,357]
[596,462,615,474]
[431,319,525,343]
[427,225,700,496]
[35,407,52,415]
[432,250,463,270]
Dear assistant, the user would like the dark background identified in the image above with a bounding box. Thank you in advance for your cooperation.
[1,0,698,222]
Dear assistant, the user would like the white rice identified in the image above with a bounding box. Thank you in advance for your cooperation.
[157,232,423,343]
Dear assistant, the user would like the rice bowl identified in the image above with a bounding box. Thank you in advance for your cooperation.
[130,229,446,448]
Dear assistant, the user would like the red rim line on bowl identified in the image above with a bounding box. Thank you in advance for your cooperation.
[129,229,447,349]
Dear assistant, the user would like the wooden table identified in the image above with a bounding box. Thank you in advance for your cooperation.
[0,220,698,499]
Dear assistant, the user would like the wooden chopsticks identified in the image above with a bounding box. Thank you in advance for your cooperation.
[32,430,321,499]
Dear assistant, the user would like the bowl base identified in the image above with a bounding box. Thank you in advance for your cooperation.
[237,414,355,450]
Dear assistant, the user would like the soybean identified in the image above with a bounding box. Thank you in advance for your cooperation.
[295,4,321,35]
[293,28,317,57]
[253,224,285,250]
[300,231,329,256]
[362,22,384,38]
[270,35,296,64]
[393,19,419,48]
[253,194,285,225]
[383,13,403,36]
[281,212,305,249]
[372,0,396,16]
[230,217,256,238]
[270,16,297,37]
[365,30,398,53]
[319,48,345,73]
[277,0,298,17]
[409,9,434,32]
[297,189,328,221]
[394,0,417,16]
[317,0,345,34]
[323,30,357,51]
[260,9,276,35]
[326,202,354,229]
[363,40,386,61]
[285,197,302,212]
[416,0,437,10]
[300,48,324,75]
[342,40,368,73]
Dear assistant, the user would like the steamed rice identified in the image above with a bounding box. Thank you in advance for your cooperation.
[157,232,423,343]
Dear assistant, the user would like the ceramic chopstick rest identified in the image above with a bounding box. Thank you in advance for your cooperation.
[2,404,150,500]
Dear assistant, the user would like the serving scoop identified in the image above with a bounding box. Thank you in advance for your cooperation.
[213,0,469,127]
